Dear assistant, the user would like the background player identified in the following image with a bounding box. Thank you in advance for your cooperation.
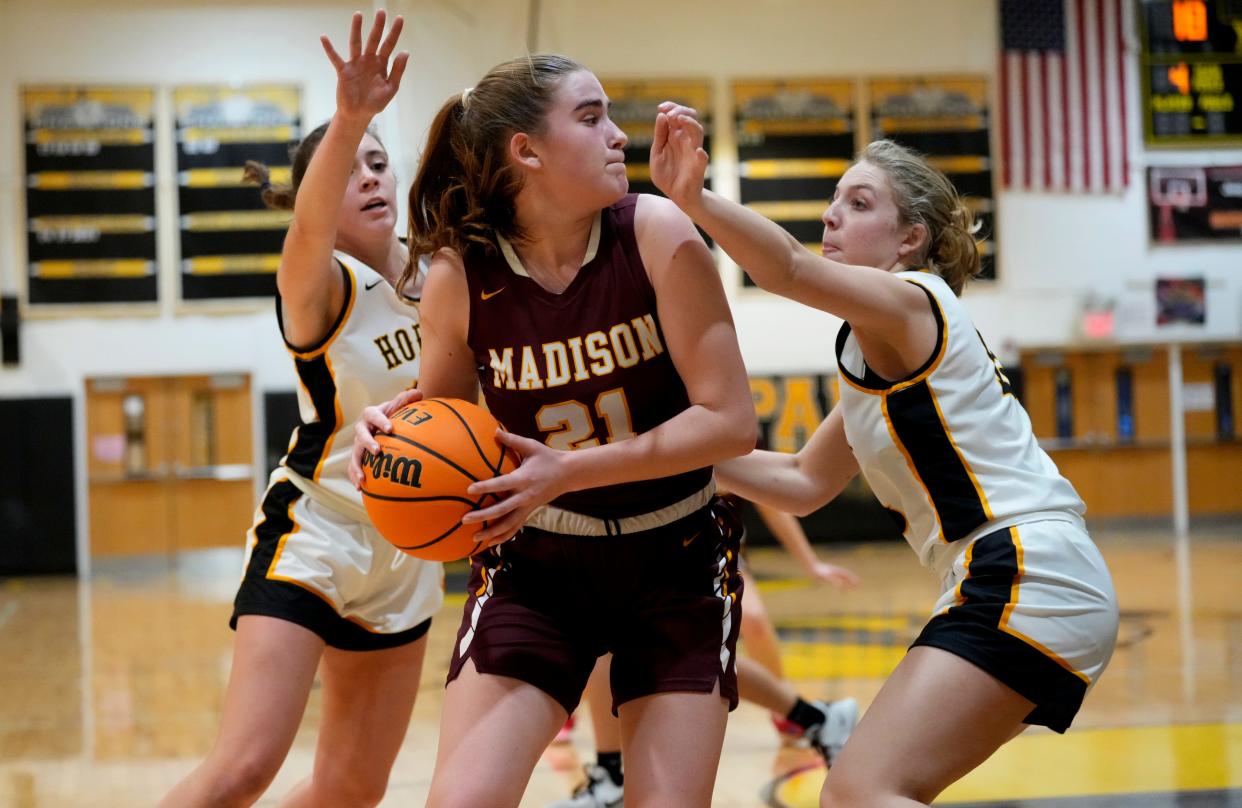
[159,12,443,807]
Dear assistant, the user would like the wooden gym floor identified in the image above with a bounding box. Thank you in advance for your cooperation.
[0,520,1239,807]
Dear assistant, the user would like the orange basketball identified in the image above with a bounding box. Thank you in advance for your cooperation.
[360,397,518,561]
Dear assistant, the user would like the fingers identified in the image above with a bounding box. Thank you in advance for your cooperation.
[382,387,423,416]
[652,111,668,156]
[462,491,524,525]
[364,8,386,56]
[359,406,392,444]
[348,10,363,60]
[378,14,403,62]
[321,35,346,71]
[389,51,409,90]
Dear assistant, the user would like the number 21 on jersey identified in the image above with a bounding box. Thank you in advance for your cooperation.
[536,388,635,450]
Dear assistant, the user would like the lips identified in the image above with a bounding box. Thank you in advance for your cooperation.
[361,198,387,212]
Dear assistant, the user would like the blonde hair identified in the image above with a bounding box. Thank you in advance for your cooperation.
[857,139,982,295]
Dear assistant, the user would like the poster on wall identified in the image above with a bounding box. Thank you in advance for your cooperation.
[22,86,158,307]
[1148,165,1242,242]
[733,79,855,286]
[174,85,300,302]
[1139,0,1242,146]
[869,76,996,280]
[599,79,712,197]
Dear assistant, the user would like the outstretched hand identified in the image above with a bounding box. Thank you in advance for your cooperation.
[321,10,409,121]
[650,101,709,212]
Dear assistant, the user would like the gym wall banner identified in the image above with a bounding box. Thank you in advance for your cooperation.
[732,78,856,286]
[868,76,996,279]
[173,85,301,302]
[22,86,158,307]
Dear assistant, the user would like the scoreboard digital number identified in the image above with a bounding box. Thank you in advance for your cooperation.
[1140,0,1242,145]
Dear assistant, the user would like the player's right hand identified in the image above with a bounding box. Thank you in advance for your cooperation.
[321,9,409,122]
[348,387,424,490]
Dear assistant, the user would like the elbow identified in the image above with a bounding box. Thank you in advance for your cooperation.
[728,413,759,458]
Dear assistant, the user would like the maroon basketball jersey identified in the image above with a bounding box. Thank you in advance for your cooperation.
[466,194,712,520]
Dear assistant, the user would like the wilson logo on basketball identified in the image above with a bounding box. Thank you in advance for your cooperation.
[362,450,424,488]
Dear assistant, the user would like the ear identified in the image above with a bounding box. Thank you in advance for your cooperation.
[897,221,928,261]
[508,132,541,171]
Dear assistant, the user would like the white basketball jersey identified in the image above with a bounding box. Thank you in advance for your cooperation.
[835,270,1084,572]
[279,250,425,521]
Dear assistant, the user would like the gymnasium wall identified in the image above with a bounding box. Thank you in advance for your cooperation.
[1,1,1240,560]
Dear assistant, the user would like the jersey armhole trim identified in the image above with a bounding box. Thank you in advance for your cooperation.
[835,278,947,395]
[280,260,357,360]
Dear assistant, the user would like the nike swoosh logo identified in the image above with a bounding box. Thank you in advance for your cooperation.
[682,531,701,547]
[365,279,384,290]
[480,287,505,300]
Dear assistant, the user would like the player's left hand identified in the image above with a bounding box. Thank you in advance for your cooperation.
[806,560,861,590]
[650,101,709,212]
[461,430,568,546]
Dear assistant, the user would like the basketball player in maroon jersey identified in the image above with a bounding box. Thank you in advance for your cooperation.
[350,56,755,807]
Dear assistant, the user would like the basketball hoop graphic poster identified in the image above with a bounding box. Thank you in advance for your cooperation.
[1147,165,1242,243]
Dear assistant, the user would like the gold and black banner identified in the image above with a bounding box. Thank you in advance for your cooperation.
[23,87,157,306]
[174,85,300,301]
[600,79,712,198]
[733,79,855,283]
[869,76,996,279]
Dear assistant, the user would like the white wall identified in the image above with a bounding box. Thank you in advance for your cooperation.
[2,0,1240,400]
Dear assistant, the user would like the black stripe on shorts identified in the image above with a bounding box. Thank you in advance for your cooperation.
[231,480,431,652]
[910,526,1088,733]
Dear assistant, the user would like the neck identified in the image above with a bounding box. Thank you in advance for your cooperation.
[510,190,599,287]
[340,235,407,284]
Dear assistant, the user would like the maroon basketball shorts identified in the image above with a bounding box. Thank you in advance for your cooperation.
[446,497,745,715]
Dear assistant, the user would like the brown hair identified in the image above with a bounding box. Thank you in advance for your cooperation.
[241,121,386,212]
[400,54,585,297]
[857,139,982,295]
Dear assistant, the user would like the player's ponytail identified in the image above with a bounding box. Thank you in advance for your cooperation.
[858,139,982,296]
[403,54,585,297]
[242,160,294,211]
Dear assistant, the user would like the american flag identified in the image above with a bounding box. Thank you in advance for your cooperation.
[999,0,1130,192]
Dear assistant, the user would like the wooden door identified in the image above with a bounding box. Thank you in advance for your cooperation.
[86,374,255,556]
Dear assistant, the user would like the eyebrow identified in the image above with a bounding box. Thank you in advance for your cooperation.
[363,150,387,161]
[573,98,610,113]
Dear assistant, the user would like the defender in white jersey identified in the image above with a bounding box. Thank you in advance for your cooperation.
[652,116,1118,807]
[161,13,441,808]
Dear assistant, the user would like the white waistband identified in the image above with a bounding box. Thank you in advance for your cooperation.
[524,482,716,537]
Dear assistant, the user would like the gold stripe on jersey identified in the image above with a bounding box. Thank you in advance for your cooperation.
[288,262,358,361]
[1000,526,1093,684]
[836,276,949,397]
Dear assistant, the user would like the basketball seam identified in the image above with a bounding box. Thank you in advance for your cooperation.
[434,398,504,473]
[379,431,482,483]
[359,492,479,505]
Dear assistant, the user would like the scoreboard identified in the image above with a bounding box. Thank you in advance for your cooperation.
[1140,0,1242,145]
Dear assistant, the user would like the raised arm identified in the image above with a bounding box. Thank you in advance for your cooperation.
[650,105,932,351]
[278,10,408,348]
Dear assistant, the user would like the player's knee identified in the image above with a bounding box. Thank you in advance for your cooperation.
[820,765,874,808]
[207,753,281,805]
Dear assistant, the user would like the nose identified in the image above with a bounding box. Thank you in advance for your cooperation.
[608,120,628,151]
[822,201,840,230]
[359,167,379,191]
